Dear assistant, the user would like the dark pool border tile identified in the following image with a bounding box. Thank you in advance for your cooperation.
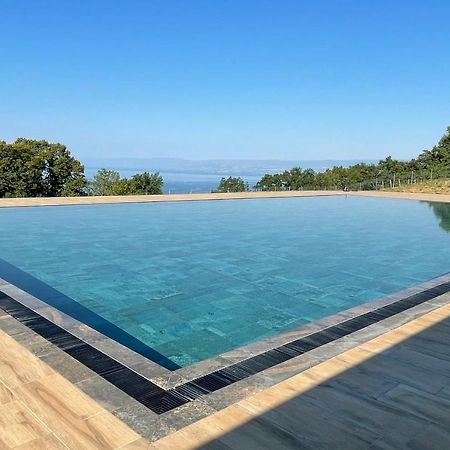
[0,291,183,413]
[2,278,450,416]
[0,282,172,381]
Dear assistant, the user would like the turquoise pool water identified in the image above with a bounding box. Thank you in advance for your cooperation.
[1,196,450,367]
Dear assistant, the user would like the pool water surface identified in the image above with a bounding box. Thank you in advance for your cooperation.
[1,196,450,367]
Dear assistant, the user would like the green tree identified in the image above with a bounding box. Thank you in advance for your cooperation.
[0,138,87,198]
[89,169,122,196]
[415,126,450,178]
[111,178,132,195]
[214,176,249,193]
[254,126,450,191]
[129,172,163,194]
[89,169,164,196]
[255,174,285,191]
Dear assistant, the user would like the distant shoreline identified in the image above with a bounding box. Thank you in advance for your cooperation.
[84,159,375,194]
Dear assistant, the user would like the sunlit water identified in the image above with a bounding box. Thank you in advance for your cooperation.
[1,196,450,367]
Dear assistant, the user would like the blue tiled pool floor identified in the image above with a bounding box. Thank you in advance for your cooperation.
[1,196,450,367]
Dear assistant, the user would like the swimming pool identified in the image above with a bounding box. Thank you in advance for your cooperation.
[1,196,450,368]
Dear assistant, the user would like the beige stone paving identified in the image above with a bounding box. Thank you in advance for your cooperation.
[1,189,449,208]
[0,191,342,208]
[0,329,143,449]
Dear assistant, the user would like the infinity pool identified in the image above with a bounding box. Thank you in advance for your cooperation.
[1,196,450,368]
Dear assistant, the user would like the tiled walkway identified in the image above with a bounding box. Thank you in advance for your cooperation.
[0,328,142,449]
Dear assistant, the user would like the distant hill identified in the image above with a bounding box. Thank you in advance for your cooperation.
[83,158,376,177]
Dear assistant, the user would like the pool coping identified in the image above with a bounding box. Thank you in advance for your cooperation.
[2,276,450,441]
[0,190,345,208]
[1,189,450,209]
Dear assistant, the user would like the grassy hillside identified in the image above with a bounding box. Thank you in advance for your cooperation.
[385,179,450,194]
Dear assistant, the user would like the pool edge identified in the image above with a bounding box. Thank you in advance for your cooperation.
[1,190,450,209]
[1,276,450,407]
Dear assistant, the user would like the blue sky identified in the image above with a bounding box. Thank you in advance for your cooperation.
[1,0,449,160]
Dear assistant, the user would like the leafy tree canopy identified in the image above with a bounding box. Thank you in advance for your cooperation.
[415,126,450,171]
[0,138,87,198]
[88,169,163,196]
[129,172,164,195]
[213,176,249,193]
[88,169,121,196]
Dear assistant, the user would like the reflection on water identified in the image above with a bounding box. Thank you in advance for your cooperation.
[428,202,450,232]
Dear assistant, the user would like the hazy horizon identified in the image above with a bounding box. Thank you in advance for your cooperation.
[83,157,376,193]
[83,157,377,175]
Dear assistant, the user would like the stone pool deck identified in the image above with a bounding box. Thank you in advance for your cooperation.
[2,190,450,449]
[0,189,450,208]
[0,190,343,207]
